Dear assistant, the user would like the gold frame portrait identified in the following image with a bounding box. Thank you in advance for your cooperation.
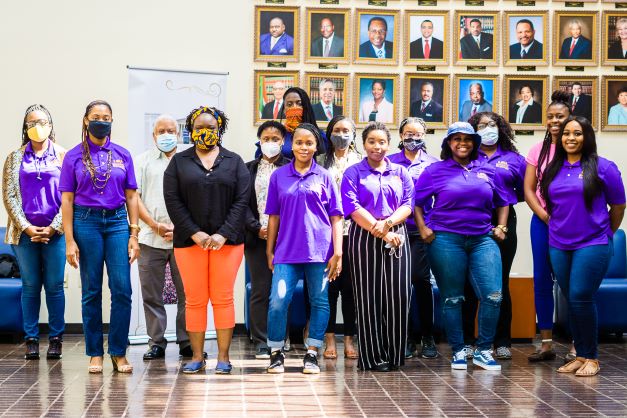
[404,11,449,66]
[254,6,300,63]
[553,76,598,130]
[452,74,500,123]
[503,11,549,67]
[601,76,627,132]
[404,74,450,130]
[253,70,299,125]
[354,9,400,66]
[503,75,549,131]
[304,8,351,65]
[453,11,500,67]
[602,11,627,66]
[553,11,598,67]
[304,72,351,127]
[353,73,400,127]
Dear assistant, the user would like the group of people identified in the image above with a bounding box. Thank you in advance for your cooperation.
[4,86,624,378]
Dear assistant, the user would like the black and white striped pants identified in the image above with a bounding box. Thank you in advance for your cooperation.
[348,222,412,370]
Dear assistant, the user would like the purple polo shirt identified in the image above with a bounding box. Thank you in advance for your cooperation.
[548,157,625,250]
[265,160,343,264]
[389,150,439,230]
[20,141,62,226]
[59,137,137,209]
[414,158,508,236]
[341,157,414,221]
[478,147,526,206]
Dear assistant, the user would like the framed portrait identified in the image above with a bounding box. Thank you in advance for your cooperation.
[404,74,450,129]
[504,75,548,131]
[454,12,499,66]
[305,8,351,65]
[254,6,300,63]
[503,11,549,66]
[602,12,627,66]
[601,76,627,131]
[453,75,499,123]
[553,76,598,129]
[253,70,299,125]
[354,9,400,65]
[404,11,449,66]
[553,11,598,66]
[304,72,350,125]
[353,73,400,127]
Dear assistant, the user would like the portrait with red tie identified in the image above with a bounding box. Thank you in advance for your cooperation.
[554,77,597,129]
[405,12,449,66]
[554,11,598,66]
[254,70,299,124]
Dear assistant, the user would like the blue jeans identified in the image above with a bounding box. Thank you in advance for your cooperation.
[549,242,612,359]
[73,205,132,357]
[267,263,329,350]
[12,233,66,340]
[530,214,555,330]
[427,231,502,352]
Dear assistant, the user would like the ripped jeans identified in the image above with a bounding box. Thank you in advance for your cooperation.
[427,231,502,352]
[267,263,329,350]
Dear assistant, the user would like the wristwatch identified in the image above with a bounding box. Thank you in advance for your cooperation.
[495,225,508,233]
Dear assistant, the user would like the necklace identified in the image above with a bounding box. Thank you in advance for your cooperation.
[89,150,113,194]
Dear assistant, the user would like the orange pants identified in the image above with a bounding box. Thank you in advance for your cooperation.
[174,244,244,332]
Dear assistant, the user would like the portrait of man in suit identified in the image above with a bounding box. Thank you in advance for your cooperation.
[509,84,543,124]
[568,82,593,121]
[259,16,294,56]
[509,19,543,60]
[409,81,443,122]
[311,16,344,58]
[459,82,492,121]
[359,16,394,59]
[559,18,593,60]
[261,81,287,120]
[312,79,343,122]
[460,18,494,60]
[409,19,444,60]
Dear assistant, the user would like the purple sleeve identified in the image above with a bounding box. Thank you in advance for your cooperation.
[264,171,280,216]
[399,167,415,211]
[340,166,361,219]
[514,153,526,202]
[491,167,509,208]
[326,173,343,217]
[414,167,434,208]
[124,153,137,190]
[602,161,626,205]
[58,154,77,192]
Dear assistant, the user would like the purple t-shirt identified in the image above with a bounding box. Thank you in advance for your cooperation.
[478,147,526,206]
[265,160,343,264]
[59,137,137,209]
[414,158,508,236]
[548,157,626,250]
[389,150,438,230]
[20,141,62,226]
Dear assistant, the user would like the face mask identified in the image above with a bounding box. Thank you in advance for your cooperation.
[284,107,303,133]
[330,134,352,150]
[191,128,220,150]
[27,125,52,142]
[403,138,425,152]
[156,133,177,152]
[260,142,282,158]
[88,121,112,139]
[478,126,499,146]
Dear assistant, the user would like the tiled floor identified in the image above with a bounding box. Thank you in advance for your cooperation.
[0,336,625,417]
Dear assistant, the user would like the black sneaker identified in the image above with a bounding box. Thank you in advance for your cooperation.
[405,342,416,359]
[46,337,63,359]
[302,353,320,374]
[267,350,285,374]
[255,346,271,359]
[25,338,40,360]
[420,336,439,359]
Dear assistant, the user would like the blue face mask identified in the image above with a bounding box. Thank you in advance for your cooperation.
[156,133,177,152]
[88,120,112,139]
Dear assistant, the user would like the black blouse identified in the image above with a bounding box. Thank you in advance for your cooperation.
[164,146,251,248]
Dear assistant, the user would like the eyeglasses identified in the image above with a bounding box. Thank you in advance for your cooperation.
[476,121,497,130]
[368,29,386,35]
[25,120,50,129]
[402,132,425,140]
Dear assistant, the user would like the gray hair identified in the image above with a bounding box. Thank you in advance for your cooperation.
[153,114,179,133]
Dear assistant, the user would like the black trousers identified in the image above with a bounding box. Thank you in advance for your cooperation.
[245,237,273,348]
[407,233,434,342]
[326,239,357,336]
[348,223,411,370]
[462,206,517,348]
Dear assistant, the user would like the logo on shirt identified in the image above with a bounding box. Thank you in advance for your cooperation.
[496,161,509,170]
[112,159,125,170]
[477,172,489,181]
[578,172,583,179]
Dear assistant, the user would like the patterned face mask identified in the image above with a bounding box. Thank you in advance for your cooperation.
[191,128,220,150]
[284,107,303,133]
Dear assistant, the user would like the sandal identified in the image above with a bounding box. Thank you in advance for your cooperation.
[323,346,337,359]
[344,346,359,359]
[575,359,600,377]
[557,357,586,373]
[88,356,103,374]
[111,356,133,373]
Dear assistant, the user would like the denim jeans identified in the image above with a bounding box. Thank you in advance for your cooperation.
[12,233,66,340]
[73,205,132,357]
[530,214,555,331]
[267,263,329,350]
[549,242,612,359]
[427,231,502,352]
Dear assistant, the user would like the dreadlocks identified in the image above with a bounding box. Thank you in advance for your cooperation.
[22,104,55,146]
[81,100,113,191]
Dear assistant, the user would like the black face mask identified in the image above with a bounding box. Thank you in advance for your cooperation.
[88,121,112,139]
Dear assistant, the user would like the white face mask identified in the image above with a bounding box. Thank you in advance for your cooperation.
[261,142,282,158]
[478,126,499,146]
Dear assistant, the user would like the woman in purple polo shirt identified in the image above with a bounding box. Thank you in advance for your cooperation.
[60,100,139,374]
[341,121,414,372]
[265,123,343,374]
[540,116,625,376]
[414,121,509,371]
[462,112,526,361]
[3,104,66,360]
[389,117,439,360]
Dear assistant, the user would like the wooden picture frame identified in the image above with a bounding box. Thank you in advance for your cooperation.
[253,70,299,125]
[305,8,351,65]
[553,76,598,130]
[404,11,449,67]
[601,76,627,131]
[453,74,500,123]
[503,11,549,67]
[454,11,500,67]
[254,6,300,63]
[503,75,549,131]
[354,9,400,66]
[404,73,450,129]
[553,11,598,67]
[304,72,350,126]
[354,73,400,127]
[602,11,627,66]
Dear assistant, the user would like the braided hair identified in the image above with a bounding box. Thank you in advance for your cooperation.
[185,106,229,141]
[22,104,55,146]
[536,90,571,179]
[279,87,319,128]
[81,100,113,184]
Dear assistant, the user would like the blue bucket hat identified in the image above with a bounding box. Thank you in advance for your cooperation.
[441,121,482,149]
